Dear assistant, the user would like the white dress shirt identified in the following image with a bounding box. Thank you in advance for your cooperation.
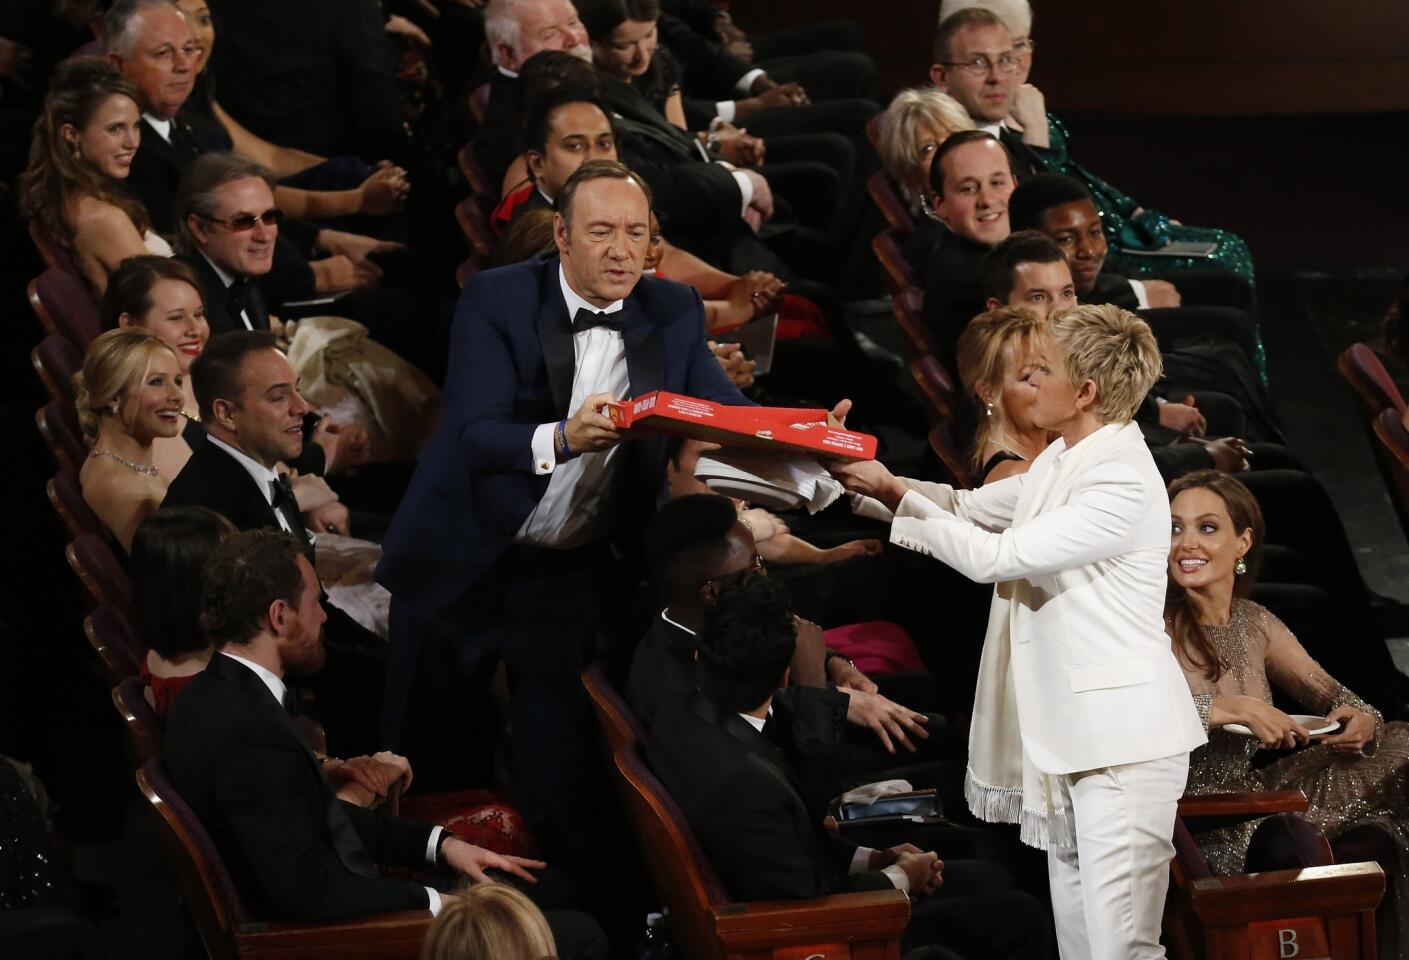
[515,266,631,548]
[218,650,446,913]
[205,436,294,533]
[143,112,173,142]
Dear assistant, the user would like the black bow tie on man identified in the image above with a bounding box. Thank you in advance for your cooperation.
[572,308,626,334]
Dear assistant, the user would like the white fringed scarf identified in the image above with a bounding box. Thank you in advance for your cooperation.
[962,422,1128,850]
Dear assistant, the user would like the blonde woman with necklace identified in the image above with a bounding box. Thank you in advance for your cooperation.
[76,328,186,552]
[955,305,1056,484]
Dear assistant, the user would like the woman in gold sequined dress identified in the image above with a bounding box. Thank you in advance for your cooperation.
[1166,469,1409,957]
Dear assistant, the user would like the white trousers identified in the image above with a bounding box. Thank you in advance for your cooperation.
[1046,751,1189,960]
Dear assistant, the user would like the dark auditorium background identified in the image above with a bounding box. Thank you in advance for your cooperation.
[1,0,1407,954]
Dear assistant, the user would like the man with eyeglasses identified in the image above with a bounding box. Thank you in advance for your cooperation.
[928,7,1044,179]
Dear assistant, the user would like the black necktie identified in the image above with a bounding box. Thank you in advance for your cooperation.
[269,475,312,549]
[572,307,626,334]
[228,278,251,322]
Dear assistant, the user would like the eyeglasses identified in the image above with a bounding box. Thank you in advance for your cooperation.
[1013,38,1035,57]
[703,554,767,591]
[939,52,1022,76]
[199,208,284,231]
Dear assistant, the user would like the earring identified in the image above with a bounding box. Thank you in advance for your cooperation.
[985,403,993,418]
[1235,556,1247,576]
[108,401,119,414]
[71,146,82,160]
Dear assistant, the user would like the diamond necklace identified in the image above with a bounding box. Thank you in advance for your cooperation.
[91,448,159,478]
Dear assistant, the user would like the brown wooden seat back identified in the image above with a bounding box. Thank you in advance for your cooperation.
[926,422,975,490]
[455,255,488,289]
[1338,343,1406,418]
[468,83,491,125]
[456,143,495,200]
[910,354,959,423]
[114,676,164,764]
[1372,408,1409,537]
[582,663,649,757]
[28,222,82,276]
[29,269,100,348]
[890,286,936,358]
[615,740,736,960]
[48,469,104,541]
[87,603,144,682]
[66,533,134,614]
[32,334,83,403]
[37,399,89,473]
[454,197,495,260]
[866,171,915,236]
[871,230,917,296]
[863,113,881,150]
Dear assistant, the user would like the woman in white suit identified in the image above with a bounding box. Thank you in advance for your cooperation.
[833,303,1206,960]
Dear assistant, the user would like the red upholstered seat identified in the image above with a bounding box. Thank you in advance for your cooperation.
[66,533,134,614]
[37,399,89,473]
[1338,343,1405,418]
[28,269,101,349]
[872,229,917,296]
[47,469,104,541]
[32,335,83,403]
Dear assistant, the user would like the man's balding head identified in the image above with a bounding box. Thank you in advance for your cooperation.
[485,0,591,74]
[105,0,197,119]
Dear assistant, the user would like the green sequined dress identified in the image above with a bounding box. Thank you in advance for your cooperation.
[1041,113,1255,284]
[1178,599,1409,957]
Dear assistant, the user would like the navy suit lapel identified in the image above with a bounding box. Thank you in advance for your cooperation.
[621,296,663,397]
[535,259,575,418]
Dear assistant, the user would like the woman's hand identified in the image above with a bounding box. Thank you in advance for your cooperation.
[324,751,413,797]
[358,163,411,214]
[827,655,878,693]
[829,459,907,512]
[290,473,339,512]
[1319,706,1377,753]
[738,507,786,542]
[1009,84,1049,147]
[1212,695,1310,749]
[305,500,350,537]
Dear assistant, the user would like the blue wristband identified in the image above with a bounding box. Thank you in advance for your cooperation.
[557,419,571,459]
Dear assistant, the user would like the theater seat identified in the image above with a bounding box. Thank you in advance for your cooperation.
[1164,790,1385,960]
[455,143,495,203]
[1338,343,1405,419]
[47,469,104,541]
[872,230,917,296]
[136,757,431,960]
[867,171,916,236]
[87,604,144,683]
[113,676,162,764]
[454,197,495,261]
[582,663,648,759]
[926,423,975,491]
[65,534,133,614]
[890,286,937,359]
[28,269,100,349]
[32,335,83,404]
[468,83,490,126]
[613,740,908,960]
[910,354,960,423]
[37,399,89,474]
[1372,408,1409,540]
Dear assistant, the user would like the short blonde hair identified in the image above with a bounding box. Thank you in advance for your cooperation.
[420,884,557,960]
[74,327,179,437]
[1044,304,1161,424]
[876,87,974,198]
[955,306,1042,466]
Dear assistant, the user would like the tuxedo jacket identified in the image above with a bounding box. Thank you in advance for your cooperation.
[161,439,311,550]
[1085,270,1140,311]
[165,653,431,920]
[920,230,989,363]
[647,693,892,902]
[178,249,272,336]
[376,254,748,614]
[883,422,1206,774]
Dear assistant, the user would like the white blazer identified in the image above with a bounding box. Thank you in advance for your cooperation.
[881,422,1205,775]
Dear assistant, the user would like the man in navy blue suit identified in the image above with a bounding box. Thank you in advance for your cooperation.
[375,160,747,868]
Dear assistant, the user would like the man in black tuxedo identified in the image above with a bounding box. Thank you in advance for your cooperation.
[376,161,751,873]
[165,529,605,958]
[161,330,383,752]
[647,574,1051,959]
[919,131,1015,362]
[1008,173,1260,364]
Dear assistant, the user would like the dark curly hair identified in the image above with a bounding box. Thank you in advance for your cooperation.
[201,529,308,649]
[697,573,796,713]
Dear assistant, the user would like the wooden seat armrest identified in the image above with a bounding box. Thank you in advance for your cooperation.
[1178,789,1307,820]
[233,910,433,958]
[1186,862,1385,927]
[712,889,909,950]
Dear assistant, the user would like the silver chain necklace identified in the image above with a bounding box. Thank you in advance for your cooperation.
[90,448,160,478]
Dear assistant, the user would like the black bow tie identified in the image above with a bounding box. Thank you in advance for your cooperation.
[270,475,296,508]
[572,307,626,334]
[229,277,252,310]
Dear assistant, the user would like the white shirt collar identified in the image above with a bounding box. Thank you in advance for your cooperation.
[206,434,281,506]
[200,250,239,289]
[738,707,772,732]
[497,65,519,79]
[219,651,287,707]
[143,112,173,142]
[536,186,555,207]
[978,121,1003,137]
[558,263,624,320]
[660,608,696,636]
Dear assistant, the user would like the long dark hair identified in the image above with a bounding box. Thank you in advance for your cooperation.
[131,507,236,659]
[18,56,151,255]
[1165,470,1265,681]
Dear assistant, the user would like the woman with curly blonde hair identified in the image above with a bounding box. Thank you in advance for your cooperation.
[19,56,166,295]
[75,327,185,551]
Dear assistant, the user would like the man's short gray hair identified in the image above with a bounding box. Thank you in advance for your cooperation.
[484,0,527,67]
[104,0,180,58]
[938,0,1033,38]
[175,152,278,252]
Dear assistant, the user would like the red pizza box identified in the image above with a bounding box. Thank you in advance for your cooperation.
[604,391,877,461]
